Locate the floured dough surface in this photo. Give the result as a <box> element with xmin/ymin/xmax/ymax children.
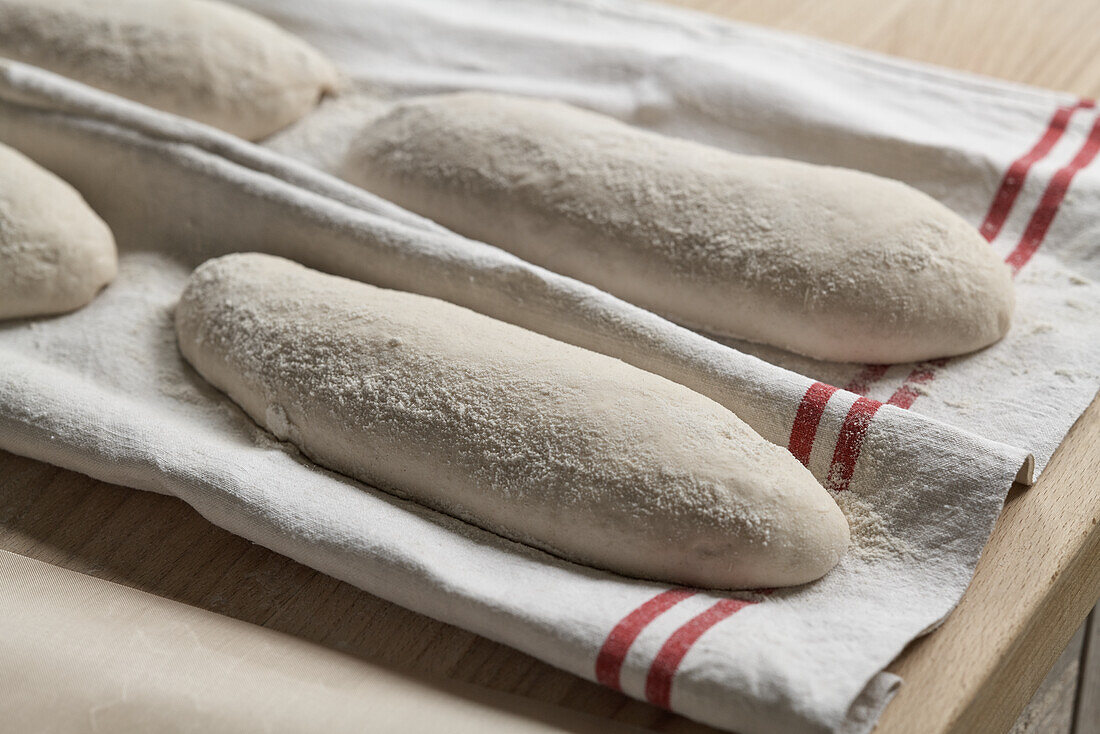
<box><xmin>175</xmin><ymin>253</ymin><xmax>850</xmax><ymax>589</ymax></box>
<box><xmin>0</xmin><ymin>0</ymin><xmax>338</xmax><ymax>140</ymax></box>
<box><xmin>0</xmin><ymin>143</ymin><xmax>117</xmax><ymax>320</ymax></box>
<box><xmin>343</xmin><ymin>92</ymin><xmax>1014</xmax><ymax>364</ymax></box>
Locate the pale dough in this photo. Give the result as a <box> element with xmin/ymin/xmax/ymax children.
<box><xmin>0</xmin><ymin>143</ymin><xmax>117</xmax><ymax>320</ymax></box>
<box><xmin>175</xmin><ymin>253</ymin><xmax>850</xmax><ymax>589</ymax></box>
<box><xmin>0</xmin><ymin>0</ymin><xmax>338</xmax><ymax>141</ymax></box>
<box><xmin>342</xmin><ymin>92</ymin><xmax>1015</xmax><ymax>364</ymax></box>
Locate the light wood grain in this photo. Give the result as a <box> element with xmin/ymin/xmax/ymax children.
<box><xmin>1</xmin><ymin>2</ymin><xmax>1099</xmax><ymax>734</ymax></box>
<box><xmin>664</xmin><ymin>0</ymin><xmax>1100</xmax><ymax>100</ymax></box>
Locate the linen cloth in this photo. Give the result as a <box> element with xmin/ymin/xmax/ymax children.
<box><xmin>0</xmin><ymin>1</ymin><xmax>1097</xmax><ymax>732</ymax></box>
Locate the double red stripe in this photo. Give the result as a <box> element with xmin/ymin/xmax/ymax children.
<box><xmin>979</xmin><ymin>100</ymin><xmax>1094</xmax><ymax>242</ymax></box>
<box><xmin>644</xmin><ymin>599</ymin><xmax>754</xmax><ymax>708</ymax></box>
<box><xmin>886</xmin><ymin>358</ymin><xmax>949</xmax><ymax>409</ymax></box>
<box><xmin>1005</xmin><ymin>113</ymin><xmax>1100</xmax><ymax>272</ymax></box>
<box><xmin>595</xmin><ymin>588</ymin><xmax>695</xmax><ymax>690</ymax></box>
<box><xmin>596</xmin><ymin>593</ymin><xmax>758</xmax><ymax>708</ymax></box>
<box><xmin>787</xmin><ymin>382</ymin><xmax>883</xmax><ymax>493</ymax></box>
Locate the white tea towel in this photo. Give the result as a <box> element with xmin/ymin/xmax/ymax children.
<box><xmin>0</xmin><ymin>1</ymin><xmax>1097</xmax><ymax>733</ymax></box>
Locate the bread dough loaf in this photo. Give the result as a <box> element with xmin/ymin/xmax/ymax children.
<box><xmin>176</xmin><ymin>253</ymin><xmax>850</xmax><ymax>589</ymax></box>
<box><xmin>0</xmin><ymin>0</ymin><xmax>337</xmax><ymax>140</ymax></box>
<box><xmin>0</xmin><ymin>143</ymin><xmax>117</xmax><ymax>320</ymax></box>
<box><xmin>343</xmin><ymin>93</ymin><xmax>1014</xmax><ymax>364</ymax></box>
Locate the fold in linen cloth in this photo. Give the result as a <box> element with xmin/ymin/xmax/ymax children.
<box><xmin>0</xmin><ymin>1</ymin><xmax>1097</xmax><ymax>733</ymax></box>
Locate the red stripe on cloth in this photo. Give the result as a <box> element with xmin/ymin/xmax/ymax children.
<box><xmin>595</xmin><ymin>588</ymin><xmax>696</xmax><ymax>690</ymax></box>
<box><xmin>787</xmin><ymin>382</ymin><xmax>838</xmax><ymax>466</ymax></box>
<box><xmin>643</xmin><ymin>598</ymin><xmax>755</xmax><ymax>709</ymax></box>
<box><xmin>886</xmin><ymin>358</ymin><xmax>949</xmax><ymax>409</ymax></box>
<box><xmin>826</xmin><ymin>397</ymin><xmax>883</xmax><ymax>492</ymax></box>
<box><xmin>1005</xmin><ymin>113</ymin><xmax>1100</xmax><ymax>273</ymax></box>
<box><xmin>979</xmin><ymin>101</ymin><xmax>1093</xmax><ymax>242</ymax></box>
<box><xmin>844</xmin><ymin>364</ymin><xmax>890</xmax><ymax>395</ymax></box>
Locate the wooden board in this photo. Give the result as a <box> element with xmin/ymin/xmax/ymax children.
<box><xmin>664</xmin><ymin>0</ymin><xmax>1100</xmax><ymax>102</ymax></box>
<box><xmin>1</xmin><ymin>1</ymin><xmax>1099</xmax><ymax>733</ymax></box>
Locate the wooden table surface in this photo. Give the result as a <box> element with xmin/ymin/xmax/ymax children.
<box><xmin>3</xmin><ymin>2</ymin><xmax>1099</xmax><ymax>733</ymax></box>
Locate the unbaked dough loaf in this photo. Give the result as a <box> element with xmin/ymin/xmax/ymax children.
<box><xmin>342</xmin><ymin>93</ymin><xmax>1014</xmax><ymax>364</ymax></box>
<box><xmin>0</xmin><ymin>143</ymin><xmax>117</xmax><ymax>320</ymax></box>
<box><xmin>0</xmin><ymin>0</ymin><xmax>337</xmax><ymax>140</ymax></box>
<box><xmin>176</xmin><ymin>253</ymin><xmax>850</xmax><ymax>589</ymax></box>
